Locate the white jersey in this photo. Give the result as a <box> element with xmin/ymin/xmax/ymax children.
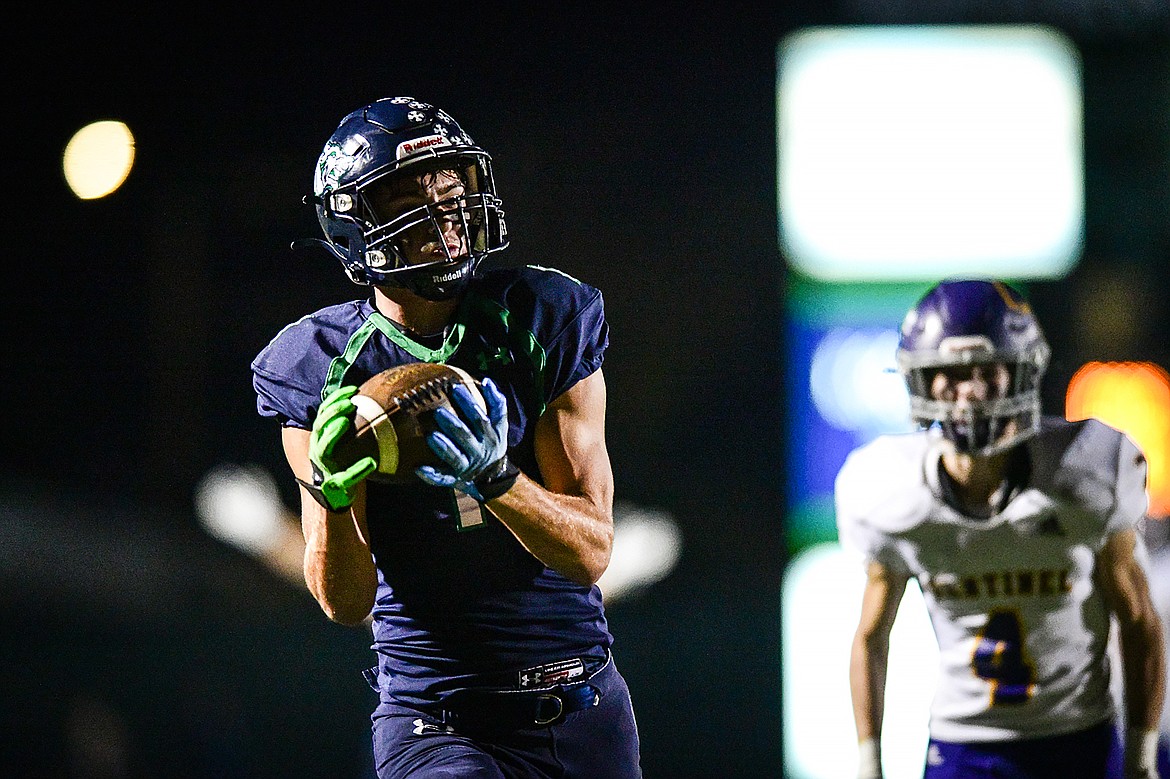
<box><xmin>835</xmin><ymin>416</ymin><xmax>1148</xmax><ymax>742</ymax></box>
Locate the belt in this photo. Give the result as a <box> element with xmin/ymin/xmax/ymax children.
<box><xmin>363</xmin><ymin>653</ymin><xmax>609</xmax><ymax>694</ymax></box>
<box><xmin>364</xmin><ymin>653</ymin><xmax>609</xmax><ymax>731</ymax></box>
<box><xmin>430</xmin><ymin>653</ymin><xmax>609</xmax><ymax>732</ymax></box>
<box><xmin>433</xmin><ymin>681</ymin><xmax>602</xmax><ymax>731</ymax></box>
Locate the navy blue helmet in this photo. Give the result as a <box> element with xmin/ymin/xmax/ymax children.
<box><xmin>301</xmin><ymin>97</ymin><xmax>508</xmax><ymax>300</ymax></box>
<box><xmin>897</xmin><ymin>279</ymin><xmax>1050</xmax><ymax>455</ymax></box>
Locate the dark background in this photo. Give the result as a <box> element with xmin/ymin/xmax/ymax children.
<box><xmin>6</xmin><ymin>3</ymin><xmax>1170</xmax><ymax>777</ymax></box>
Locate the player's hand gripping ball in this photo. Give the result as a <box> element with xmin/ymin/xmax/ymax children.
<box><xmin>329</xmin><ymin>363</ymin><xmax>490</xmax><ymax>487</ymax></box>
<box><xmin>415</xmin><ymin>376</ymin><xmax>519</xmax><ymax>502</ymax></box>
<box><xmin>304</xmin><ymin>385</ymin><xmax>379</xmax><ymax>512</ymax></box>
<box><xmin>306</xmin><ymin>364</ymin><xmax>519</xmax><ymax>507</ymax></box>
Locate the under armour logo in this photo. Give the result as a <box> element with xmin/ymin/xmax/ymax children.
<box><xmin>927</xmin><ymin>745</ymin><xmax>945</xmax><ymax>766</ymax></box>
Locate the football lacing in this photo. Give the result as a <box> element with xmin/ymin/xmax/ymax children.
<box><xmin>398</xmin><ymin>376</ymin><xmax>454</xmax><ymax>413</ymax></box>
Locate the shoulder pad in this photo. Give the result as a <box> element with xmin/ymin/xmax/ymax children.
<box><xmin>1033</xmin><ymin>416</ymin><xmax>1148</xmax><ymax>532</ymax></box>
<box><xmin>835</xmin><ymin>432</ymin><xmax>936</xmax><ymax>535</ymax></box>
<box><xmin>474</xmin><ymin>265</ymin><xmax>600</xmax><ymax>309</ymax></box>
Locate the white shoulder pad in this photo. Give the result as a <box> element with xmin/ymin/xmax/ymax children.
<box><xmin>1038</xmin><ymin>417</ymin><xmax>1149</xmax><ymax>536</ymax></box>
<box><xmin>835</xmin><ymin>433</ymin><xmax>936</xmax><ymax>563</ymax></box>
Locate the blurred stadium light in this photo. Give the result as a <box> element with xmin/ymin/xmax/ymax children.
<box><xmin>784</xmin><ymin>281</ymin><xmax>921</xmax><ymax>553</ymax></box>
<box><xmin>194</xmin><ymin>463</ymin><xmax>287</xmax><ymax>557</ymax></box>
<box><xmin>193</xmin><ymin>464</ymin><xmax>681</xmax><ymax>603</ymax></box>
<box><xmin>782</xmin><ymin>543</ymin><xmax>937</xmax><ymax>779</ymax></box>
<box><xmin>810</xmin><ymin>327</ymin><xmax>909</xmax><ymax>436</ymax></box>
<box><xmin>1066</xmin><ymin>361</ymin><xmax>1170</xmax><ymax>518</ymax></box>
<box><xmin>597</xmin><ymin>502</ymin><xmax>682</xmax><ymax>602</ymax></box>
<box><xmin>62</xmin><ymin>120</ymin><xmax>136</xmax><ymax>199</ymax></box>
<box><xmin>777</xmin><ymin>24</ymin><xmax>1083</xmax><ymax>281</ymax></box>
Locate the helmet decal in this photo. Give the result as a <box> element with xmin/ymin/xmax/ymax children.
<box><xmin>314</xmin><ymin>137</ymin><xmax>365</xmax><ymax>197</ymax></box>
<box><xmin>992</xmin><ymin>280</ymin><xmax>1032</xmax><ymax>314</ymax></box>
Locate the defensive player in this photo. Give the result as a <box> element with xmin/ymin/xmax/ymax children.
<box><xmin>835</xmin><ymin>279</ymin><xmax>1166</xmax><ymax>779</ymax></box>
<box><xmin>251</xmin><ymin>97</ymin><xmax>641</xmax><ymax>778</ymax></box>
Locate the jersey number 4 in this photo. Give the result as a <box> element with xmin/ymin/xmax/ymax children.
<box><xmin>971</xmin><ymin>609</ymin><xmax>1035</xmax><ymax>705</ymax></box>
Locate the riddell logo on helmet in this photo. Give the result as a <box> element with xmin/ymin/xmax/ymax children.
<box><xmin>433</xmin><ymin>267</ymin><xmax>469</xmax><ymax>283</ymax></box>
<box><xmin>397</xmin><ymin>134</ymin><xmax>451</xmax><ymax>159</ymax></box>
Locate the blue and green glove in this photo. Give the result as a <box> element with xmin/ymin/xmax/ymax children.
<box><xmin>298</xmin><ymin>385</ymin><xmax>377</xmax><ymax>512</ymax></box>
<box><xmin>416</xmin><ymin>377</ymin><xmax>519</xmax><ymax>502</ymax></box>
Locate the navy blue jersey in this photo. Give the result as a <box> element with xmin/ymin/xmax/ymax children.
<box><xmin>251</xmin><ymin>265</ymin><xmax>614</xmax><ymax>706</ymax></box>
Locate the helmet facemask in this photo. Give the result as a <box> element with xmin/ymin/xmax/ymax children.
<box><xmin>899</xmin><ymin>340</ymin><xmax>1047</xmax><ymax>457</ymax></box>
<box><xmin>322</xmin><ymin>153</ymin><xmax>506</xmax><ymax>300</ymax></box>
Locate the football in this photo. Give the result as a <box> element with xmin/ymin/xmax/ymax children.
<box><xmin>332</xmin><ymin>363</ymin><xmax>485</xmax><ymax>485</ymax></box>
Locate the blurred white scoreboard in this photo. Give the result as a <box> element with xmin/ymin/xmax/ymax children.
<box><xmin>777</xmin><ymin>24</ymin><xmax>1083</xmax><ymax>282</ymax></box>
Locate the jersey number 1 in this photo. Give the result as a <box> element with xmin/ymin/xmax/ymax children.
<box><xmin>971</xmin><ymin>609</ymin><xmax>1035</xmax><ymax>705</ymax></box>
<box><xmin>454</xmin><ymin>491</ymin><xmax>485</xmax><ymax>531</ymax></box>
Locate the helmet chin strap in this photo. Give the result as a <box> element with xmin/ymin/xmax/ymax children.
<box><xmin>400</xmin><ymin>273</ymin><xmax>471</xmax><ymax>301</ymax></box>
<box><xmin>289</xmin><ymin>235</ymin><xmax>476</xmax><ymax>298</ymax></box>
<box><xmin>291</xmin><ymin>237</ymin><xmax>345</xmax><ymax>260</ymax></box>
<box><xmin>943</xmin><ymin>417</ymin><xmax>1006</xmax><ymax>457</ymax></box>
<box><xmin>291</xmin><ymin>237</ymin><xmax>373</xmax><ymax>284</ymax></box>
<box><xmin>380</xmin><ymin>256</ymin><xmax>476</xmax><ymax>301</ymax></box>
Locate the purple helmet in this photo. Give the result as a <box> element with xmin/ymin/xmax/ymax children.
<box><xmin>302</xmin><ymin>97</ymin><xmax>508</xmax><ymax>300</ymax></box>
<box><xmin>896</xmin><ymin>279</ymin><xmax>1050</xmax><ymax>455</ymax></box>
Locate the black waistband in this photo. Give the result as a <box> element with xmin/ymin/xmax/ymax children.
<box><xmin>401</xmin><ymin>652</ymin><xmax>612</xmax><ymax>732</ymax></box>
<box><xmin>477</xmin><ymin>651</ymin><xmax>609</xmax><ymax>691</ymax></box>
<box><xmin>432</xmin><ymin>680</ymin><xmax>602</xmax><ymax>731</ymax></box>
<box><xmin>363</xmin><ymin>651</ymin><xmax>609</xmax><ymax>695</ymax></box>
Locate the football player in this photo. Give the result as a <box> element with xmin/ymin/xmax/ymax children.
<box><xmin>836</xmin><ymin>279</ymin><xmax>1166</xmax><ymax>779</ymax></box>
<box><xmin>251</xmin><ymin>98</ymin><xmax>641</xmax><ymax>778</ymax></box>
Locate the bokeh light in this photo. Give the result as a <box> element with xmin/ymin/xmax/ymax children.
<box><xmin>778</xmin><ymin>25</ymin><xmax>1082</xmax><ymax>281</ymax></box>
<box><xmin>62</xmin><ymin>120</ymin><xmax>136</xmax><ymax>199</ymax></box>
<box><xmin>782</xmin><ymin>543</ymin><xmax>937</xmax><ymax>779</ymax></box>
<box><xmin>1065</xmin><ymin>361</ymin><xmax>1170</xmax><ymax>517</ymax></box>
<box><xmin>809</xmin><ymin>327</ymin><xmax>910</xmax><ymax>436</ymax></box>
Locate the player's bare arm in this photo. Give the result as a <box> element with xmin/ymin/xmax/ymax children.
<box><xmin>850</xmin><ymin>560</ymin><xmax>908</xmax><ymax>760</ymax></box>
<box><xmin>1095</xmin><ymin>527</ymin><xmax>1167</xmax><ymax>771</ymax></box>
<box><xmin>486</xmin><ymin>368</ymin><xmax>614</xmax><ymax>587</ymax></box>
<box><xmin>283</xmin><ymin>425</ymin><xmax>378</xmax><ymax>625</ymax></box>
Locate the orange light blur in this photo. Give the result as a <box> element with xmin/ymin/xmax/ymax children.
<box><xmin>1065</xmin><ymin>361</ymin><xmax>1170</xmax><ymax>518</ymax></box>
